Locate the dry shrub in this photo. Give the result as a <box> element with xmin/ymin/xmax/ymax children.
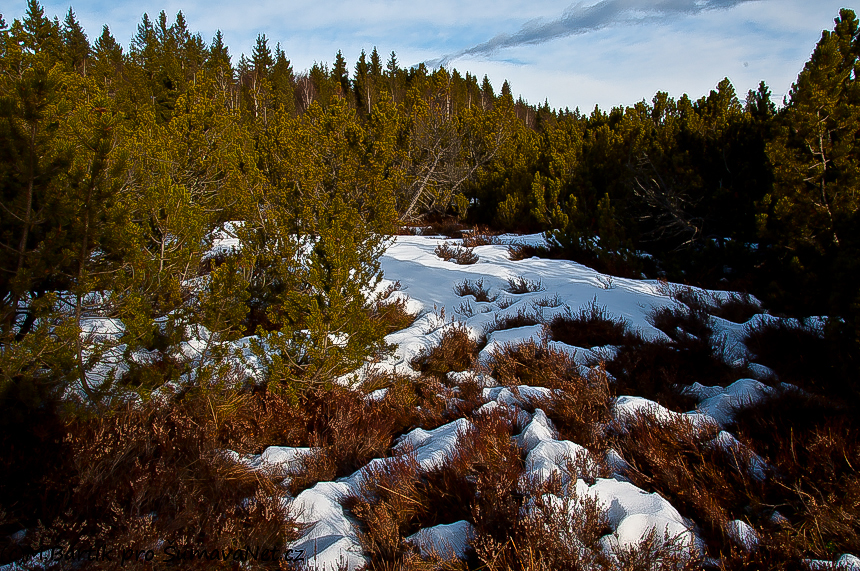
<box><xmin>471</xmin><ymin>473</ymin><xmax>612</xmax><ymax>571</ymax></box>
<box><xmin>547</xmin><ymin>300</ymin><xmax>637</xmax><ymax>349</ymax></box>
<box><xmin>286</xmin><ymin>386</ymin><xmax>399</xmax><ymax>493</ymax></box>
<box><xmin>710</xmin><ymin>293</ymin><xmax>761</xmax><ymax>324</ymax></box>
<box><xmin>423</xmin><ymin>218</ymin><xmax>469</xmax><ymax>239</ymax></box>
<box><xmin>606</xmin><ymin>334</ymin><xmax>745</xmax><ymax>413</ymax></box>
<box><xmin>505</xmin><ymin>275</ymin><xmax>545</xmax><ymax>294</ymax></box>
<box><xmin>533</xmin><ymin>366</ymin><xmax>613</xmax><ymax>451</ymax></box>
<box><xmin>608</xmin><ymin>526</ymin><xmax>702</xmax><ymax>571</ymax></box>
<box><xmin>666</xmin><ymin>285</ymin><xmax>762</xmax><ymax>325</ymax></box>
<box><xmin>344</xmin><ymin>455</ymin><xmax>425</xmax><ymax>562</ymax></box>
<box><xmin>213</xmin><ymin>380</ymin><xmax>448</xmax><ymax>497</ymax></box>
<box><xmin>10</xmin><ymin>392</ymin><xmax>300</xmax><ymax>570</ymax></box>
<box><xmin>489</xmin><ymin>340</ymin><xmax>579</xmax><ymax>390</ymax></box>
<box><xmin>435</xmin><ymin>242</ymin><xmax>479</xmax><ymax>265</ymax></box>
<box><xmin>461</xmin><ymin>227</ymin><xmax>502</xmax><ymax>248</ymax></box>
<box><xmin>609</xmin><ymin>412</ymin><xmax>768</xmax><ymax>560</ymax></box>
<box><xmin>346</xmin><ymin>409</ymin><xmax>524</xmax><ymax>568</ymax></box>
<box><xmin>483</xmin><ymin>307</ymin><xmax>543</xmax><ymax>337</ymax></box>
<box><xmin>731</xmin><ymin>388</ymin><xmax>860</xmax><ymax>561</ymax></box>
<box><xmin>743</xmin><ymin>319</ymin><xmax>857</xmax><ymax>399</ymax></box>
<box><xmin>454</xmin><ymin>299</ymin><xmax>475</xmax><ymax>318</ymax></box>
<box><xmin>648</xmin><ymin>304</ymin><xmax>713</xmax><ymax>350</ymax></box>
<box><xmin>531</xmin><ymin>294</ymin><xmax>564</xmax><ymax>309</ymax></box>
<box><xmin>410</xmin><ymin>323</ymin><xmax>479</xmax><ymax>382</ymax></box>
<box><xmin>507</xmin><ymin>243</ymin><xmax>552</xmax><ymax>261</ymax></box>
<box><xmin>371</xmin><ymin>281</ymin><xmax>419</xmax><ymax>335</ymax></box>
<box><xmin>285</xmin><ymin>375</ymin><xmax>488</xmax><ymax>495</ymax></box>
<box><xmin>453</xmin><ymin>278</ymin><xmax>497</xmax><ymax>303</ymax></box>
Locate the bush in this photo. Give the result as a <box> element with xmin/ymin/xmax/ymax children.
<box><xmin>743</xmin><ymin>319</ymin><xmax>857</xmax><ymax>399</ymax></box>
<box><xmin>647</xmin><ymin>304</ymin><xmax>713</xmax><ymax>351</ymax></box>
<box><xmin>547</xmin><ymin>300</ymin><xmax>636</xmax><ymax>349</ymax></box>
<box><xmin>461</xmin><ymin>227</ymin><xmax>502</xmax><ymax>248</ymax></box>
<box><xmin>3</xmin><ymin>391</ymin><xmax>300</xmax><ymax>570</ymax></box>
<box><xmin>609</xmin><ymin>411</ymin><xmax>766</xmax><ymax>556</ymax></box>
<box><xmin>730</xmin><ymin>388</ymin><xmax>860</xmax><ymax>562</ymax></box>
<box><xmin>410</xmin><ymin>323</ymin><xmax>480</xmax><ymax>382</ymax></box>
<box><xmin>489</xmin><ymin>340</ymin><xmax>579</xmax><ymax>390</ymax></box>
<box><xmin>508</xmin><ymin>243</ymin><xmax>552</xmax><ymax>261</ymax></box>
<box><xmin>667</xmin><ymin>285</ymin><xmax>763</xmax><ymax>324</ymax></box>
<box><xmin>505</xmin><ymin>275</ymin><xmax>545</xmax><ymax>294</ymax></box>
<box><xmin>435</xmin><ymin>242</ymin><xmax>479</xmax><ymax>265</ymax></box>
<box><xmin>483</xmin><ymin>307</ymin><xmax>543</xmax><ymax>337</ymax></box>
<box><xmin>370</xmin><ymin>281</ymin><xmax>419</xmax><ymax>335</ymax></box>
<box><xmin>453</xmin><ymin>278</ymin><xmax>497</xmax><ymax>303</ymax></box>
<box><xmin>533</xmin><ymin>366</ymin><xmax>613</xmax><ymax>450</ymax></box>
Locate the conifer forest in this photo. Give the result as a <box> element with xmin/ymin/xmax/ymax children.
<box><xmin>1</xmin><ymin>1</ymin><xmax>859</xmax><ymax>569</ymax></box>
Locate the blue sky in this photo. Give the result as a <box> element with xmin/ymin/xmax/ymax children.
<box><xmin>5</xmin><ymin>0</ymin><xmax>855</xmax><ymax>111</ymax></box>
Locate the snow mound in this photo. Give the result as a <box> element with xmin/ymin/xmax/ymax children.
<box><xmin>394</xmin><ymin>418</ymin><xmax>473</xmax><ymax>470</ymax></box>
<box><xmin>686</xmin><ymin>378</ymin><xmax>773</xmax><ymax>426</ymax></box>
<box><xmin>725</xmin><ymin>519</ymin><xmax>759</xmax><ymax>552</ymax></box>
<box><xmin>406</xmin><ymin>520</ymin><xmax>475</xmax><ymax>559</ymax></box>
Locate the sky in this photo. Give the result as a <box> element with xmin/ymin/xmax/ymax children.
<box><xmin>6</xmin><ymin>0</ymin><xmax>856</xmax><ymax>111</ymax></box>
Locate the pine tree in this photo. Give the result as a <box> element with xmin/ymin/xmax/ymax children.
<box><xmin>332</xmin><ymin>49</ymin><xmax>349</xmax><ymax>98</ymax></box>
<box><xmin>763</xmin><ymin>8</ymin><xmax>860</xmax><ymax>254</ymax></box>
<box><xmin>481</xmin><ymin>74</ymin><xmax>494</xmax><ymax>109</ymax></box>
<box><xmin>271</xmin><ymin>42</ymin><xmax>295</xmax><ymax>114</ymax></box>
<box><xmin>385</xmin><ymin>50</ymin><xmax>401</xmax><ymax>102</ymax></box>
<box><xmin>250</xmin><ymin>99</ymin><xmax>397</xmax><ymax>391</ymax></box>
<box><xmin>22</xmin><ymin>0</ymin><xmax>60</xmax><ymax>58</ymax></box>
<box><xmin>92</xmin><ymin>25</ymin><xmax>121</xmax><ymax>77</ymax></box>
<box><xmin>763</xmin><ymin>9</ymin><xmax>860</xmax><ymax>324</ymax></box>
<box><xmin>251</xmin><ymin>33</ymin><xmax>273</xmax><ymax>79</ymax></box>
<box><xmin>354</xmin><ymin>49</ymin><xmax>370</xmax><ymax>114</ymax></box>
<box><xmin>61</xmin><ymin>8</ymin><xmax>89</xmax><ymax>74</ymax></box>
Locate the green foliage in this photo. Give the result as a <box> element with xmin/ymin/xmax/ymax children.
<box><xmin>248</xmin><ymin>99</ymin><xmax>396</xmax><ymax>393</ymax></box>
<box><xmin>0</xmin><ymin>0</ymin><xmax>857</xmax><ymax>409</ymax></box>
<box><xmin>762</xmin><ymin>9</ymin><xmax>860</xmax><ymax>331</ymax></box>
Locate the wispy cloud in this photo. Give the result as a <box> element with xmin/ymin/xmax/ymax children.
<box><xmin>428</xmin><ymin>0</ymin><xmax>759</xmax><ymax>67</ymax></box>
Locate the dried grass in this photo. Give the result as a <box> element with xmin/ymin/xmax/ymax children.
<box><xmin>8</xmin><ymin>391</ymin><xmax>302</xmax><ymax>570</ymax></box>
<box><xmin>609</xmin><ymin>411</ymin><xmax>766</xmax><ymax>556</ymax></box>
<box><xmin>547</xmin><ymin>299</ymin><xmax>637</xmax><ymax>349</ymax></box>
<box><xmin>489</xmin><ymin>340</ymin><xmax>579</xmax><ymax>390</ymax></box>
<box><xmin>483</xmin><ymin>308</ymin><xmax>543</xmax><ymax>337</ymax></box>
<box><xmin>505</xmin><ymin>276</ymin><xmax>545</xmax><ymax>294</ymax></box>
<box><xmin>410</xmin><ymin>324</ymin><xmax>480</xmax><ymax>382</ymax></box>
<box><xmin>453</xmin><ymin>278</ymin><xmax>498</xmax><ymax>303</ymax></box>
<box><xmin>435</xmin><ymin>243</ymin><xmax>479</xmax><ymax>265</ymax></box>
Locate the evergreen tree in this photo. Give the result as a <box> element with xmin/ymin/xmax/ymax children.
<box><xmin>764</xmin><ymin>8</ymin><xmax>860</xmax><ymax>254</ymax></box>
<box><xmin>61</xmin><ymin>8</ymin><xmax>89</xmax><ymax>74</ymax></box>
<box><xmin>271</xmin><ymin>42</ymin><xmax>295</xmax><ymax>114</ymax></box>
<box><xmin>385</xmin><ymin>50</ymin><xmax>402</xmax><ymax>102</ymax></box>
<box><xmin>92</xmin><ymin>25</ymin><xmax>121</xmax><ymax>69</ymax></box>
<box><xmin>22</xmin><ymin>0</ymin><xmax>60</xmax><ymax>57</ymax></box>
<box><xmin>353</xmin><ymin>49</ymin><xmax>370</xmax><ymax>114</ymax></box>
<box><xmin>763</xmin><ymin>9</ymin><xmax>860</xmax><ymax>321</ymax></box>
<box><xmin>332</xmin><ymin>49</ymin><xmax>349</xmax><ymax>97</ymax></box>
<box><xmin>251</xmin><ymin>33</ymin><xmax>273</xmax><ymax>79</ymax></box>
<box><xmin>251</xmin><ymin>99</ymin><xmax>397</xmax><ymax>391</ymax></box>
<box><xmin>481</xmin><ymin>74</ymin><xmax>493</xmax><ymax>109</ymax></box>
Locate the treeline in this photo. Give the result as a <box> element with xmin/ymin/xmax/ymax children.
<box><xmin>2</xmin><ymin>0</ymin><xmax>860</xmax><ymax>413</ymax></box>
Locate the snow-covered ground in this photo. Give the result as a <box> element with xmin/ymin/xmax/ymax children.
<box><xmin>7</xmin><ymin>233</ymin><xmax>854</xmax><ymax>571</ymax></box>
<box><xmin>224</xmin><ymin>234</ymin><xmax>854</xmax><ymax>570</ymax></box>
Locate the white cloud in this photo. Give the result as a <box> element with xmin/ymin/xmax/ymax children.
<box><xmin>11</xmin><ymin>0</ymin><xmax>855</xmax><ymax>110</ymax></box>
